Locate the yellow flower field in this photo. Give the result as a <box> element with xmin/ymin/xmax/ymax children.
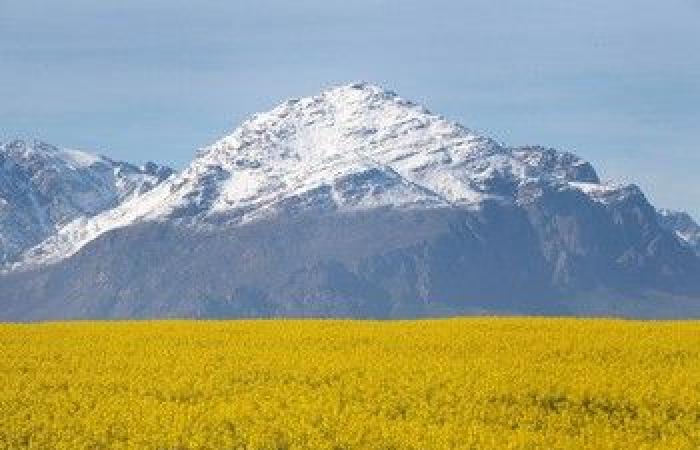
<box><xmin>1</xmin><ymin>318</ymin><xmax>699</xmax><ymax>449</ymax></box>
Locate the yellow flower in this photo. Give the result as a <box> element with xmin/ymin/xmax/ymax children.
<box><xmin>0</xmin><ymin>318</ymin><xmax>698</xmax><ymax>449</ymax></box>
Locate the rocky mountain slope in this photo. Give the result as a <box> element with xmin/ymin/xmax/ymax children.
<box><xmin>1</xmin><ymin>83</ymin><xmax>699</xmax><ymax>320</ymax></box>
<box><xmin>0</xmin><ymin>139</ymin><xmax>173</xmax><ymax>265</ymax></box>
<box><xmin>658</xmin><ymin>209</ymin><xmax>700</xmax><ymax>256</ymax></box>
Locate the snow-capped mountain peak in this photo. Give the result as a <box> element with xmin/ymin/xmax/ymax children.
<box><xmin>168</xmin><ymin>83</ymin><xmax>601</xmax><ymax>221</ymax></box>
<box><xmin>1</xmin><ymin>139</ymin><xmax>102</xmax><ymax>168</ymax></box>
<box><xmin>197</xmin><ymin>82</ymin><xmax>499</xmax><ymax>175</ymax></box>
<box><xmin>2</xmin><ymin>84</ymin><xmax>643</xmax><ymax>270</ymax></box>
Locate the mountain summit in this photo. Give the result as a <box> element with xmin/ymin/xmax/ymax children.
<box><xmin>1</xmin><ymin>84</ymin><xmax>699</xmax><ymax>320</ymax></box>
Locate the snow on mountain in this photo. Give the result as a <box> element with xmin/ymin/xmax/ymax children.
<box><xmin>2</xmin><ymin>83</ymin><xmax>700</xmax><ymax>320</ymax></box>
<box><xmin>7</xmin><ymin>83</ymin><xmax>618</xmax><ymax>271</ymax></box>
<box><xmin>0</xmin><ymin>139</ymin><xmax>173</xmax><ymax>264</ymax></box>
<box><xmin>658</xmin><ymin>209</ymin><xmax>700</xmax><ymax>256</ymax></box>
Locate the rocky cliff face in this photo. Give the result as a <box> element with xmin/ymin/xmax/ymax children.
<box><xmin>658</xmin><ymin>209</ymin><xmax>700</xmax><ymax>256</ymax></box>
<box><xmin>1</xmin><ymin>84</ymin><xmax>698</xmax><ymax>320</ymax></box>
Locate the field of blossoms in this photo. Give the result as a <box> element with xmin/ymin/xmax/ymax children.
<box><xmin>1</xmin><ymin>318</ymin><xmax>699</xmax><ymax>449</ymax></box>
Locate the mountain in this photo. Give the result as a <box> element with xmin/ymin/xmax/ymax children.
<box><xmin>658</xmin><ymin>209</ymin><xmax>700</xmax><ymax>256</ymax></box>
<box><xmin>1</xmin><ymin>83</ymin><xmax>699</xmax><ymax>320</ymax></box>
<box><xmin>0</xmin><ymin>139</ymin><xmax>173</xmax><ymax>265</ymax></box>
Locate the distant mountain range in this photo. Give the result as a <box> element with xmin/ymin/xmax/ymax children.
<box><xmin>1</xmin><ymin>83</ymin><xmax>699</xmax><ymax>320</ymax></box>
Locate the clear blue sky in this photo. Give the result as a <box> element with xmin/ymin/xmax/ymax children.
<box><xmin>1</xmin><ymin>0</ymin><xmax>698</xmax><ymax>216</ymax></box>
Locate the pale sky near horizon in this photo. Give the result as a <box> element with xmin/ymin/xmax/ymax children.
<box><xmin>1</xmin><ymin>0</ymin><xmax>699</xmax><ymax>217</ymax></box>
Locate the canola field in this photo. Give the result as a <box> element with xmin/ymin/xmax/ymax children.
<box><xmin>1</xmin><ymin>319</ymin><xmax>699</xmax><ymax>450</ymax></box>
